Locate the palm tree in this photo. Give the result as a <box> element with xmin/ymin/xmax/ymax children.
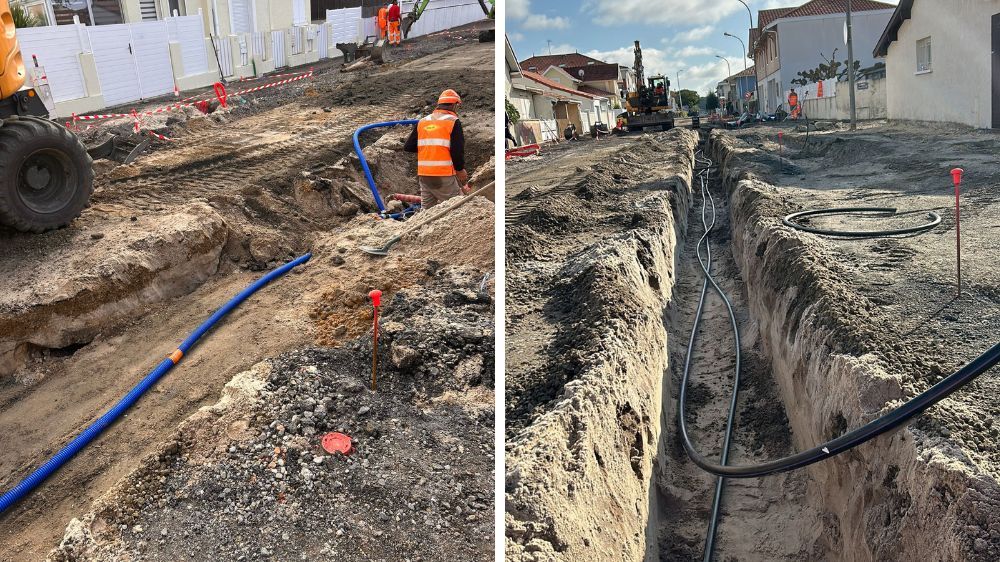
<box><xmin>11</xmin><ymin>1</ymin><xmax>44</xmax><ymax>28</ymax></box>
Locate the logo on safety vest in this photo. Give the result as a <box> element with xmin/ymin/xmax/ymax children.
<box><xmin>423</xmin><ymin>124</ymin><xmax>440</xmax><ymax>131</ymax></box>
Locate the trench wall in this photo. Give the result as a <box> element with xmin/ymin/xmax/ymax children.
<box><xmin>710</xmin><ymin>130</ymin><xmax>1000</xmax><ymax>561</ymax></box>
<box><xmin>505</xmin><ymin>130</ymin><xmax>698</xmax><ymax>560</ymax></box>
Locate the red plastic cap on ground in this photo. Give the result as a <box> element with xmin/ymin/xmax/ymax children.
<box><xmin>369</xmin><ymin>289</ymin><xmax>382</xmax><ymax>307</ymax></box>
<box><xmin>321</xmin><ymin>432</ymin><xmax>354</xmax><ymax>455</ymax></box>
<box><xmin>951</xmin><ymin>168</ymin><xmax>964</xmax><ymax>186</ymax></box>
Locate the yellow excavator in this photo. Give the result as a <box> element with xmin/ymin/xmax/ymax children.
<box><xmin>0</xmin><ymin>0</ymin><xmax>94</xmax><ymax>232</ymax></box>
<box><xmin>623</xmin><ymin>40</ymin><xmax>676</xmax><ymax>132</ymax></box>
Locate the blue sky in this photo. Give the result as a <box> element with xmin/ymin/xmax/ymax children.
<box><xmin>506</xmin><ymin>0</ymin><xmax>898</xmax><ymax>96</ymax></box>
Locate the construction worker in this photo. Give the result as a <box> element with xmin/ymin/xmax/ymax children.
<box><xmin>404</xmin><ymin>89</ymin><xmax>469</xmax><ymax>209</ymax></box>
<box><xmin>387</xmin><ymin>0</ymin><xmax>402</xmax><ymax>46</ymax></box>
<box><xmin>377</xmin><ymin>4</ymin><xmax>388</xmax><ymax>40</ymax></box>
<box><xmin>788</xmin><ymin>88</ymin><xmax>800</xmax><ymax>119</ymax></box>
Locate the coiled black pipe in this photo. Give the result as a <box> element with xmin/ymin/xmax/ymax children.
<box><xmin>783</xmin><ymin>207</ymin><xmax>941</xmax><ymax>237</ymax></box>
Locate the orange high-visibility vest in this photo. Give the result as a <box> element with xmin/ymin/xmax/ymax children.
<box><xmin>378</xmin><ymin>7</ymin><xmax>388</xmax><ymax>29</ymax></box>
<box><xmin>417</xmin><ymin>110</ymin><xmax>458</xmax><ymax>177</ymax></box>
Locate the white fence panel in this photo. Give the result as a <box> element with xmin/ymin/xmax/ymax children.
<box><xmin>252</xmin><ymin>31</ymin><xmax>267</xmax><ymax>61</ymax></box>
<box><xmin>327</xmin><ymin>8</ymin><xmax>361</xmax><ymax>45</ymax></box>
<box><xmin>213</xmin><ymin>36</ymin><xmax>234</xmax><ymax>77</ymax></box>
<box><xmin>272</xmin><ymin>30</ymin><xmax>287</xmax><ymax>68</ymax></box>
<box><xmin>129</xmin><ymin>21</ymin><xmax>173</xmax><ymax>99</ymax></box>
<box><xmin>405</xmin><ymin>0</ymin><xmax>483</xmax><ymax>38</ymax></box>
<box><xmin>89</xmin><ymin>25</ymin><xmax>142</xmax><ymax>106</ymax></box>
<box><xmin>237</xmin><ymin>34</ymin><xmax>249</xmax><ymax>67</ymax></box>
<box><xmin>317</xmin><ymin>22</ymin><xmax>329</xmax><ymax>59</ymax></box>
<box><xmin>359</xmin><ymin>17</ymin><xmax>377</xmax><ymax>41</ymax></box>
<box><xmin>15</xmin><ymin>25</ymin><xmax>89</xmax><ymax>103</ymax></box>
<box><xmin>290</xmin><ymin>26</ymin><xmax>304</xmax><ymax>56</ymax></box>
<box><xmin>166</xmin><ymin>14</ymin><xmax>209</xmax><ymax>76</ymax></box>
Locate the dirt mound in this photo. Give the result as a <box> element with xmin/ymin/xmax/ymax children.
<box><xmin>505</xmin><ymin>129</ymin><xmax>699</xmax><ymax>560</ymax></box>
<box><xmin>47</xmin><ymin>269</ymin><xmax>494</xmax><ymax>562</ymax></box>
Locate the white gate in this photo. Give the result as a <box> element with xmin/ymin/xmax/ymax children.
<box><xmin>272</xmin><ymin>30</ymin><xmax>287</xmax><ymax>68</ymax></box>
<box><xmin>251</xmin><ymin>31</ymin><xmax>267</xmax><ymax>61</ymax></box>
<box><xmin>327</xmin><ymin>7</ymin><xmax>361</xmax><ymax>45</ymax></box>
<box><xmin>15</xmin><ymin>24</ymin><xmax>90</xmax><ymax>103</ymax></box>
<box><xmin>89</xmin><ymin>25</ymin><xmax>142</xmax><ymax>106</ymax></box>
<box><xmin>317</xmin><ymin>23</ymin><xmax>329</xmax><ymax>59</ymax></box>
<box><xmin>129</xmin><ymin>22</ymin><xmax>173</xmax><ymax>99</ymax></box>
<box><xmin>212</xmin><ymin>36</ymin><xmax>234</xmax><ymax>77</ymax></box>
<box><xmin>166</xmin><ymin>14</ymin><xmax>209</xmax><ymax>77</ymax></box>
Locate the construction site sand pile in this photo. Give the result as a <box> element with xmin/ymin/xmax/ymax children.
<box><xmin>46</xmin><ymin>201</ymin><xmax>495</xmax><ymax>562</ymax></box>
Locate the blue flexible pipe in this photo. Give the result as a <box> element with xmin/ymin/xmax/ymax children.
<box><xmin>353</xmin><ymin>120</ymin><xmax>419</xmax><ymax>213</ymax></box>
<box><xmin>0</xmin><ymin>253</ymin><xmax>312</xmax><ymax>515</ymax></box>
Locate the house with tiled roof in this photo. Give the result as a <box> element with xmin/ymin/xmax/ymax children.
<box><xmin>505</xmin><ymin>39</ymin><xmax>615</xmax><ymax>143</ymax></box>
<box><xmin>717</xmin><ymin>67</ymin><xmax>758</xmax><ymax>113</ymax></box>
<box><xmin>520</xmin><ymin>52</ymin><xmax>634</xmax><ymax>109</ymax></box>
<box><xmin>873</xmin><ymin>0</ymin><xmax>1000</xmax><ymax>129</ymax></box>
<box><xmin>749</xmin><ymin>0</ymin><xmax>895</xmax><ymax>113</ymax></box>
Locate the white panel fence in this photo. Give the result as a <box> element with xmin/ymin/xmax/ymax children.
<box><xmin>14</xmin><ymin>1</ymin><xmax>485</xmax><ymax>117</ymax></box>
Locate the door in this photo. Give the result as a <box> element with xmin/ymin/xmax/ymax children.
<box><xmin>89</xmin><ymin>25</ymin><xmax>142</xmax><ymax>106</ymax></box>
<box><xmin>992</xmin><ymin>13</ymin><xmax>1000</xmax><ymax>128</ymax></box>
<box><xmin>293</xmin><ymin>0</ymin><xmax>307</xmax><ymax>26</ymax></box>
<box><xmin>129</xmin><ymin>22</ymin><xmax>174</xmax><ymax>99</ymax></box>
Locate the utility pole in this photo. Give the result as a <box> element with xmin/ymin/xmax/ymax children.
<box><xmin>736</xmin><ymin>0</ymin><xmax>760</xmax><ymax>118</ymax></box>
<box><xmin>846</xmin><ymin>0</ymin><xmax>857</xmax><ymax>130</ymax></box>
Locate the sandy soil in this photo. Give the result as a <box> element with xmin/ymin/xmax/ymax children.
<box><xmin>0</xmin><ymin>22</ymin><xmax>494</xmax><ymax>561</ymax></box>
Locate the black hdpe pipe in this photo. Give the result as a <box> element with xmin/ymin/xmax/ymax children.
<box><xmin>0</xmin><ymin>253</ymin><xmax>312</xmax><ymax>515</ymax></box>
<box><xmin>783</xmin><ymin>207</ymin><xmax>941</xmax><ymax>237</ymax></box>
<box><xmin>679</xmin><ymin>163</ymin><xmax>1000</xmax><ymax>479</ymax></box>
<box><xmin>687</xmin><ymin>152</ymin><xmax>740</xmax><ymax>561</ymax></box>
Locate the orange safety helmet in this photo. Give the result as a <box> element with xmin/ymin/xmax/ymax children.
<box><xmin>437</xmin><ymin>89</ymin><xmax>461</xmax><ymax>105</ymax></box>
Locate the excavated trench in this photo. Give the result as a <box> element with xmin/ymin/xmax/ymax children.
<box><xmin>507</xmin><ymin>127</ymin><xmax>1000</xmax><ymax>561</ymax></box>
<box><xmin>0</xmin><ymin>34</ymin><xmax>495</xmax><ymax>561</ymax></box>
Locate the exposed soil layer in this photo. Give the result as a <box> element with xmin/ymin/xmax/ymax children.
<box><xmin>47</xmin><ymin>268</ymin><xmax>494</xmax><ymax>562</ymax></box>
<box><xmin>504</xmin><ymin>130</ymin><xmax>699</xmax><ymax>560</ymax></box>
<box><xmin>0</xmin><ymin>24</ymin><xmax>494</xmax><ymax>561</ymax></box>
<box><xmin>711</xmin><ymin>124</ymin><xmax>1000</xmax><ymax>561</ymax></box>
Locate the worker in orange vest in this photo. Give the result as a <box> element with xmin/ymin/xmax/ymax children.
<box><xmin>377</xmin><ymin>4</ymin><xmax>388</xmax><ymax>40</ymax></box>
<box><xmin>788</xmin><ymin>88</ymin><xmax>800</xmax><ymax>119</ymax></box>
<box><xmin>387</xmin><ymin>0</ymin><xmax>402</xmax><ymax>45</ymax></box>
<box><xmin>404</xmin><ymin>89</ymin><xmax>470</xmax><ymax>208</ymax></box>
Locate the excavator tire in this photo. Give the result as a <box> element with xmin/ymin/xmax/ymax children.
<box><xmin>0</xmin><ymin>116</ymin><xmax>94</xmax><ymax>233</ymax></box>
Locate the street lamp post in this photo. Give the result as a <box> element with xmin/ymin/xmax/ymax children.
<box><xmin>722</xmin><ymin>31</ymin><xmax>748</xmax><ymax>111</ymax></box>
<box><xmin>735</xmin><ymin>0</ymin><xmax>761</xmax><ymax>118</ymax></box>
<box><xmin>676</xmin><ymin>69</ymin><xmax>684</xmax><ymax>112</ymax></box>
<box><xmin>715</xmin><ymin>55</ymin><xmax>731</xmax><ymax>114</ymax></box>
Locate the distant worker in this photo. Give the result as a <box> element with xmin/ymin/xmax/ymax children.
<box><xmin>654</xmin><ymin>83</ymin><xmax>665</xmax><ymax>96</ymax></box>
<box><xmin>387</xmin><ymin>0</ymin><xmax>402</xmax><ymax>45</ymax></box>
<box><xmin>377</xmin><ymin>4</ymin><xmax>388</xmax><ymax>40</ymax></box>
<box><xmin>505</xmin><ymin>112</ymin><xmax>517</xmax><ymax>147</ymax></box>
<box><xmin>404</xmin><ymin>89</ymin><xmax>469</xmax><ymax>208</ymax></box>
<box><xmin>788</xmin><ymin>88</ymin><xmax>800</xmax><ymax>119</ymax></box>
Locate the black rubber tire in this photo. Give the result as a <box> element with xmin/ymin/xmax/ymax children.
<box><xmin>0</xmin><ymin>116</ymin><xmax>94</xmax><ymax>233</ymax></box>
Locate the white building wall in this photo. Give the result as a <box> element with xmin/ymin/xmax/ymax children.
<box><xmin>885</xmin><ymin>0</ymin><xmax>1000</xmax><ymax>128</ymax></box>
<box><xmin>774</xmin><ymin>9</ymin><xmax>893</xmax><ymax>107</ymax></box>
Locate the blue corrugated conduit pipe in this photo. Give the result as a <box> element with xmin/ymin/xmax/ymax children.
<box><xmin>353</xmin><ymin>120</ymin><xmax>420</xmax><ymax>218</ymax></box>
<box><xmin>0</xmin><ymin>253</ymin><xmax>312</xmax><ymax>515</ymax></box>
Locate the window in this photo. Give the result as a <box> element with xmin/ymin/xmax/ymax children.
<box><xmin>138</xmin><ymin>0</ymin><xmax>157</xmax><ymax>21</ymax></box>
<box><xmin>916</xmin><ymin>37</ymin><xmax>932</xmax><ymax>72</ymax></box>
<box><xmin>48</xmin><ymin>0</ymin><xmax>125</xmax><ymax>26</ymax></box>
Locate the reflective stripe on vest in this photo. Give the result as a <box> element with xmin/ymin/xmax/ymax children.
<box><xmin>417</xmin><ymin>110</ymin><xmax>457</xmax><ymax>177</ymax></box>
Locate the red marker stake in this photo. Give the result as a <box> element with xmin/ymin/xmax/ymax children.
<box><xmin>369</xmin><ymin>289</ymin><xmax>382</xmax><ymax>390</ymax></box>
<box><xmin>951</xmin><ymin>168</ymin><xmax>964</xmax><ymax>297</ymax></box>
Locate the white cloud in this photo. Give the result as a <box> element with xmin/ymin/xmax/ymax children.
<box><xmin>674</xmin><ymin>25</ymin><xmax>715</xmax><ymax>42</ymax></box>
<box><xmin>546</xmin><ymin>43</ymin><xmax>578</xmax><ymax>55</ymax></box>
<box><xmin>508</xmin><ymin>31</ymin><xmax>525</xmax><ymax>42</ymax></box>
<box><xmin>669</xmin><ymin>45</ymin><xmax>716</xmax><ymax>58</ymax></box>
<box><xmin>508</xmin><ymin>0</ymin><xmax>530</xmax><ymax>19</ymax></box>
<box><xmin>583</xmin><ymin>0</ymin><xmax>742</xmax><ymax>26</ymax></box>
<box><xmin>583</xmin><ymin>46</ymin><xmax>671</xmax><ymax>77</ymax></box>
<box><xmin>522</xmin><ymin>14</ymin><xmax>571</xmax><ymax>30</ymax></box>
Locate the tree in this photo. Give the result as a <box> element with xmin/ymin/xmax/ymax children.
<box><xmin>791</xmin><ymin>48</ymin><xmax>865</xmax><ymax>86</ymax></box>
<box><xmin>505</xmin><ymin>97</ymin><xmax>520</xmax><ymax>124</ymax></box>
<box><xmin>705</xmin><ymin>92</ymin><xmax>720</xmax><ymax>111</ymax></box>
<box><xmin>679</xmin><ymin>89</ymin><xmax>700</xmax><ymax>109</ymax></box>
<box><xmin>11</xmin><ymin>1</ymin><xmax>43</xmax><ymax>28</ymax></box>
